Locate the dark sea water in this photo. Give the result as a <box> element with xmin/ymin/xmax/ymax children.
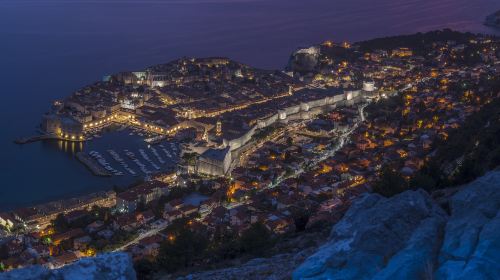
<box><xmin>0</xmin><ymin>0</ymin><xmax>499</xmax><ymax>211</ymax></box>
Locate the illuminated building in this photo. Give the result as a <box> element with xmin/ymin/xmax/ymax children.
<box><xmin>392</xmin><ymin>47</ymin><xmax>413</xmax><ymax>57</ymax></box>
<box><xmin>196</xmin><ymin>147</ymin><xmax>232</xmax><ymax>177</ymax></box>
<box><xmin>216</xmin><ymin>120</ymin><xmax>222</xmax><ymax>136</ymax></box>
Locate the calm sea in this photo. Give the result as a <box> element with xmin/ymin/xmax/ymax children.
<box><xmin>0</xmin><ymin>0</ymin><xmax>499</xmax><ymax>211</ymax></box>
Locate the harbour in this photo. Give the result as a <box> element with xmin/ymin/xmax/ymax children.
<box><xmin>1</xmin><ymin>0</ymin><xmax>498</xmax><ymax>211</ymax></box>
<box><xmin>80</xmin><ymin>127</ymin><xmax>180</xmax><ymax>180</ymax></box>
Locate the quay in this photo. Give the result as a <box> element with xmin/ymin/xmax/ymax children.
<box><xmin>14</xmin><ymin>134</ymin><xmax>85</xmax><ymax>145</ymax></box>
<box><xmin>76</xmin><ymin>152</ymin><xmax>112</xmax><ymax>177</ymax></box>
<box><xmin>14</xmin><ymin>134</ymin><xmax>58</xmax><ymax>144</ymax></box>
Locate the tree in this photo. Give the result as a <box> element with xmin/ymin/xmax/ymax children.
<box><xmin>409</xmin><ymin>173</ymin><xmax>436</xmax><ymax>192</ymax></box>
<box><xmin>209</xmin><ymin>226</ymin><xmax>239</xmax><ymax>262</ymax></box>
<box><xmin>291</xmin><ymin>209</ymin><xmax>310</xmax><ymax>232</ymax></box>
<box><xmin>372</xmin><ymin>167</ymin><xmax>408</xmax><ymax>197</ymax></box>
<box><xmin>165</xmin><ymin>186</ymin><xmax>191</xmax><ymax>201</ymax></box>
<box><xmin>91</xmin><ymin>206</ymin><xmax>111</xmax><ymax>223</ymax></box>
<box><xmin>182</xmin><ymin>153</ymin><xmax>198</xmax><ymax>166</ymax></box>
<box><xmin>134</xmin><ymin>259</ymin><xmax>155</xmax><ymax>280</ymax></box>
<box><xmin>153</xmin><ymin>195</ymin><xmax>169</xmax><ymax>219</ymax></box>
<box><xmin>0</xmin><ymin>245</ymin><xmax>8</xmax><ymax>260</ymax></box>
<box><xmin>52</xmin><ymin>213</ymin><xmax>69</xmax><ymax>232</ymax></box>
<box><xmin>157</xmin><ymin>228</ymin><xmax>208</xmax><ymax>272</ymax></box>
<box><xmin>239</xmin><ymin>222</ymin><xmax>274</xmax><ymax>255</ymax></box>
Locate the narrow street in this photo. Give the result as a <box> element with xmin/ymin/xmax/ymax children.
<box><xmin>267</xmin><ymin>102</ymin><xmax>369</xmax><ymax>189</ymax></box>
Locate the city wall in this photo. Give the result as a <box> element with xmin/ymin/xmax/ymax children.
<box><xmin>224</xmin><ymin>89</ymin><xmax>364</xmax><ymax>151</ymax></box>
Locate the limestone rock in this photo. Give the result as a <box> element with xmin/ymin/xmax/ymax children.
<box><xmin>173</xmin><ymin>249</ymin><xmax>314</xmax><ymax>280</ymax></box>
<box><xmin>288</xmin><ymin>47</ymin><xmax>320</xmax><ymax>73</ymax></box>
<box><xmin>0</xmin><ymin>252</ymin><xmax>136</xmax><ymax>280</ymax></box>
<box><xmin>293</xmin><ymin>171</ymin><xmax>500</xmax><ymax>280</ymax></box>
<box><xmin>435</xmin><ymin>171</ymin><xmax>500</xmax><ymax>280</ymax></box>
<box><xmin>293</xmin><ymin>189</ymin><xmax>447</xmax><ymax>280</ymax></box>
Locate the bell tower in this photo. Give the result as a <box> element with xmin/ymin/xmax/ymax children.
<box><xmin>216</xmin><ymin>120</ymin><xmax>222</xmax><ymax>136</ymax></box>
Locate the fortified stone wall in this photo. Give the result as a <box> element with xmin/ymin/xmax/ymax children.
<box><xmin>224</xmin><ymin>90</ymin><xmax>365</xmax><ymax>151</ymax></box>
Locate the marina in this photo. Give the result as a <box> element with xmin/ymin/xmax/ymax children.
<box><xmin>149</xmin><ymin>146</ymin><xmax>165</xmax><ymax>164</ymax></box>
<box><xmin>75</xmin><ymin>152</ymin><xmax>112</xmax><ymax>177</ymax></box>
<box><xmin>139</xmin><ymin>149</ymin><xmax>161</xmax><ymax>170</ymax></box>
<box><xmin>124</xmin><ymin>150</ymin><xmax>152</xmax><ymax>175</ymax></box>
<box><xmin>71</xmin><ymin>127</ymin><xmax>181</xmax><ymax>181</ymax></box>
<box><xmin>107</xmin><ymin>150</ymin><xmax>138</xmax><ymax>176</ymax></box>
<box><xmin>88</xmin><ymin>150</ymin><xmax>124</xmax><ymax>176</ymax></box>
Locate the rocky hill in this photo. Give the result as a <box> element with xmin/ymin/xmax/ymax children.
<box><xmin>485</xmin><ymin>10</ymin><xmax>500</xmax><ymax>28</ymax></box>
<box><xmin>294</xmin><ymin>171</ymin><xmax>500</xmax><ymax>280</ymax></box>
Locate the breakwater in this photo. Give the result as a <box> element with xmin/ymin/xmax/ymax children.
<box><xmin>76</xmin><ymin>152</ymin><xmax>112</xmax><ymax>177</ymax></box>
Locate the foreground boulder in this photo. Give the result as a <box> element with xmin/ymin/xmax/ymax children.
<box><xmin>293</xmin><ymin>189</ymin><xmax>447</xmax><ymax>279</ymax></box>
<box><xmin>293</xmin><ymin>171</ymin><xmax>500</xmax><ymax>280</ymax></box>
<box><xmin>0</xmin><ymin>252</ymin><xmax>136</xmax><ymax>280</ymax></box>
<box><xmin>435</xmin><ymin>171</ymin><xmax>500</xmax><ymax>279</ymax></box>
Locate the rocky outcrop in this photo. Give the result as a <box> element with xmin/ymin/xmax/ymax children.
<box><xmin>293</xmin><ymin>171</ymin><xmax>500</xmax><ymax>280</ymax></box>
<box><xmin>485</xmin><ymin>11</ymin><xmax>500</xmax><ymax>28</ymax></box>
<box><xmin>293</xmin><ymin>189</ymin><xmax>447</xmax><ymax>280</ymax></box>
<box><xmin>170</xmin><ymin>249</ymin><xmax>314</xmax><ymax>280</ymax></box>
<box><xmin>435</xmin><ymin>171</ymin><xmax>500</xmax><ymax>279</ymax></box>
<box><xmin>0</xmin><ymin>252</ymin><xmax>136</xmax><ymax>280</ymax></box>
<box><xmin>288</xmin><ymin>47</ymin><xmax>320</xmax><ymax>74</ymax></box>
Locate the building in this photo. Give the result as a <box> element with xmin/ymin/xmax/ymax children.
<box><xmin>362</xmin><ymin>81</ymin><xmax>376</xmax><ymax>92</ymax></box>
<box><xmin>392</xmin><ymin>47</ymin><xmax>413</xmax><ymax>57</ymax></box>
<box><xmin>116</xmin><ymin>181</ymin><xmax>169</xmax><ymax>213</ymax></box>
<box><xmin>196</xmin><ymin>147</ymin><xmax>232</xmax><ymax>177</ymax></box>
<box><xmin>0</xmin><ymin>213</ymin><xmax>15</xmax><ymax>230</ymax></box>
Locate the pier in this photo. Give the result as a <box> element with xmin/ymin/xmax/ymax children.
<box><xmin>76</xmin><ymin>152</ymin><xmax>112</xmax><ymax>177</ymax></box>
<box><xmin>14</xmin><ymin>134</ymin><xmax>58</xmax><ymax>144</ymax></box>
<box><xmin>14</xmin><ymin>134</ymin><xmax>85</xmax><ymax>144</ymax></box>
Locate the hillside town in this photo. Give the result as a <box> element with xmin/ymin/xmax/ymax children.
<box><xmin>1</xmin><ymin>30</ymin><xmax>499</xmax><ymax>275</ymax></box>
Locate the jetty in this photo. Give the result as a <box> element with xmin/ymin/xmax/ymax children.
<box><xmin>14</xmin><ymin>134</ymin><xmax>58</xmax><ymax>144</ymax></box>
<box><xmin>14</xmin><ymin>134</ymin><xmax>85</xmax><ymax>144</ymax></box>
<box><xmin>76</xmin><ymin>152</ymin><xmax>112</xmax><ymax>177</ymax></box>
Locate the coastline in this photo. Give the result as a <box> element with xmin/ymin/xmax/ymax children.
<box><xmin>0</xmin><ymin>190</ymin><xmax>117</xmax><ymax>231</ymax></box>
<box><xmin>3</xmin><ymin>0</ymin><xmax>500</xmax><ymax>216</ymax></box>
<box><xmin>5</xmin><ymin>29</ymin><xmax>499</xmax><ymax>219</ymax></box>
